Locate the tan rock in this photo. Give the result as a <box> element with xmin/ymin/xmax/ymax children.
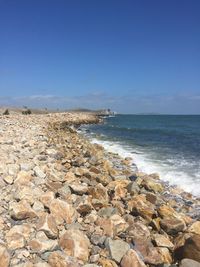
<box><xmin>10</xmin><ymin>200</ymin><xmax>37</xmax><ymax>220</ymax></box>
<box><xmin>70</xmin><ymin>183</ymin><xmax>88</xmax><ymax>195</ymax></box>
<box><xmin>3</xmin><ymin>175</ymin><xmax>14</xmax><ymax>184</ymax></box>
<box><xmin>157</xmin><ymin>247</ymin><xmax>172</xmax><ymax>264</ymax></box>
<box><xmin>128</xmin><ymin>195</ymin><xmax>155</xmax><ymax>222</ymax></box>
<box><xmin>121</xmin><ymin>249</ymin><xmax>147</xmax><ymax>267</ymax></box>
<box><xmin>6</xmin><ymin>232</ymin><xmax>25</xmax><ymax>249</ymax></box>
<box><xmin>142</xmin><ymin>178</ymin><xmax>163</xmax><ymax>193</ymax></box>
<box><xmin>59</xmin><ymin>229</ymin><xmax>90</xmax><ymax>262</ymax></box>
<box><xmin>89</xmin><ymin>183</ymin><xmax>109</xmax><ymax>202</ymax></box>
<box><xmin>49</xmin><ymin>199</ymin><xmax>77</xmax><ymax>225</ymax></box>
<box><xmin>40</xmin><ymin>191</ymin><xmax>55</xmax><ymax>208</ymax></box>
<box><xmin>99</xmin><ymin>258</ymin><xmax>118</xmax><ymax>267</ymax></box>
<box><xmin>0</xmin><ymin>245</ymin><xmax>10</xmax><ymax>267</ymax></box>
<box><xmin>48</xmin><ymin>251</ymin><xmax>80</xmax><ymax>267</ymax></box>
<box><xmin>14</xmin><ymin>170</ymin><xmax>33</xmax><ymax>185</ymax></box>
<box><xmin>37</xmin><ymin>213</ymin><xmax>58</xmax><ymax>239</ymax></box>
<box><xmin>96</xmin><ymin>214</ymin><xmax>128</xmax><ymax>238</ymax></box>
<box><xmin>153</xmin><ymin>234</ymin><xmax>174</xmax><ymax>249</ymax></box>
<box><xmin>28</xmin><ymin>238</ymin><xmax>58</xmax><ymax>253</ymax></box>
<box><xmin>188</xmin><ymin>221</ymin><xmax>200</xmax><ymax>235</ymax></box>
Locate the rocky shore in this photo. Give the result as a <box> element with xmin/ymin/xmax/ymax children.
<box><xmin>0</xmin><ymin>112</ymin><xmax>200</xmax><ymax>267</ymax></box>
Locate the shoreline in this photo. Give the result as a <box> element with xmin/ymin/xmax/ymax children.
<box><xmin>0</xmin><ymin>112</ymin><xmax>200</xmax><ymax>266</ymax></box>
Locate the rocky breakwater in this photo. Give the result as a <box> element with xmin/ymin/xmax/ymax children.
<box><xmin>0</xmin><ymin>112</ymin><xmax>200</xmax><ymax>267</ymax></box>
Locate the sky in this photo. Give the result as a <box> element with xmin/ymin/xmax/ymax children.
<box><xmin>0</xmin><ymin>0</ymin><xmax>200</xmax><ymax>114</ymax></box>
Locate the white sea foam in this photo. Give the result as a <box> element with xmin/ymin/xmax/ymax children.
<box><xmin>90</xmin><ymin>137</ymin><xmax>200</xmax><ymax>196</ymax></box>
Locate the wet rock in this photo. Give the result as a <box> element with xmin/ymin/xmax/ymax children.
<box><xmin>120</xmin><ymin>249</ymin><xmax>147</xmax><ymax>267</ymax></box>
<box><xmin>105</xmin><ymin>238</ymin><xmax>130</xmax><ymax>263</ymax></box>
<box><xmin>59</xmin><ymin>229</ymin><xmax>90</xmax><ymax>262</ymax></box>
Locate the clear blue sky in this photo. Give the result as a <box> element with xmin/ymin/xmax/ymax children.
<box><xmin>0</xmin><ymin>0</ymin><xmax>200</xmax><ymax>113</ymax></box>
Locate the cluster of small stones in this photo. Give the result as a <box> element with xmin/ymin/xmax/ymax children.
<box><xmin>0</xmin><ymin>112</ymin><xmax>200</xmax><ymax>267</ymax></box>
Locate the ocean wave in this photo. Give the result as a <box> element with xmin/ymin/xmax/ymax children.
<box><xmin>90</xmin><ymin>137</ymin><xmax>200</xmax><ymax>196</ymax></box>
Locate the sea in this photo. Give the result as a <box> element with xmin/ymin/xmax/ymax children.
<box><xmin>81</xmin><ymin>115</ymin><xmax>200</xmax><ymax>197</ymax></box>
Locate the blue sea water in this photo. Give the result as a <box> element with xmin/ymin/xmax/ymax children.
<box><xmin>82</xmin><ymin>115</ymin><xmax>200</xmax><ymax>196</ymax></box>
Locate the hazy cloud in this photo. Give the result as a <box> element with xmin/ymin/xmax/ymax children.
<box><xmin>0</xmin><ymin>92</ymin><xmax>200</xmax><ymax>114</ymax></box>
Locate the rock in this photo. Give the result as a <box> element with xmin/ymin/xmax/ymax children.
<box><xmin>34</xmin><ymin>166</ymin><xmax>46</xmax><ymax>178</ymax></box>
<box><xmin>14</xmin><ymin>170</ymin><xmax>33</xmax><ymax>185</ymax></box>
<box><xmin>20</xmin><ymin>162</ymin><xmax>35</xmax><ymax>171</ymax></box>
<box><xmin>40</xmin><ymin>191</ymin><xmax>55</xmax><ymax>208</ymax></box>
<box><xmin>142</xmin><ymin>178</ymin><xmax>163</xmax><ymax>193</ymax></box>
<box><xmin>188</xmin><ymin>221</ymin><xmax>200</xmax><ymax>235</ymax></box>
<box><xmin>76</xmin><ymin>196</ymin><xmax>93</xmax><ymax>216</ymax></box>
<box><xmin>37</xmin><ymin>214</ymin><xmax>58</xmax><ymax>239</ymax></box>
<box><xmin>181</xmin><ymin>234</ymin><xmax>200</xmax><ymax>262</ymax></box>
<box><xmin>126</xmin><ymin>182</ymin><xmax>140</xmax><ymax>195</ymax></box>
<box><xmin>128</xmin><ymin>195</ymin><xmax>155</xmax><ymax>221</ymax></box>
<box><xmin>99</xmin><ymin>258</ymin><xmax>118</xmax><ymax>267</ymax></box>
<box><xmin>96</xmin><ymin>214</ymin><xmax>128</xmax><ymax>237</ymax></box>
<box><xmin>59</xmin><ymin>229</ymin><xmax>90</xmax><ymax>262</ymax></box>
<box><xmin>49</xmin><ymin>199</ymin><xmax>77</xmax><ymax>225</ymax></box>
<box><xmin>28</xmin><ymin>234</ymin><xmax>58</xmax><ymax>253</ymax></box>
<box><xmin>160</xmin><ymin>217</ymin><xmax>186</xmax><ymax>235</ymax></box>
<box><xmin>48</xmin><ymin>251</ymin><xmax>80</xmax><ymax>267</ymax></box>
<box><xmin>0</xmin><ymin>245</ymin><xmax>10</xmax><ymax>267</ymax></box>
<box><xmin>84</xmin><ymin>265</ymin><xmax>99</xmax><ymax>267</ymax></box>
<box><xmin>133</xmin><ymin>239</ymin><xmax>163</xmax><ymax>265</ymax></box>
<box><xmin>180</xmin><ymin>258</ymin><xmax>200</xmax><ymax>267</ymax></box>
<box><xmin>3</xmin><ymin>175</ymin><xmax>14</xmax><ymax>184</ymax></box>
<box><xmin>8</xmin><ymin>163</ymin><xmax>20</xmax><ymax>176</ymax></box>
<box><xmin>70</xmin><ymin>183</ymin><xmax>88</xmax><ymax>195</ymax></box>
<box><xmin>5</xmin><ymin>231</ymin><xmax>25</xmax><ymax>249</ymax></box>
<box><xmin>120</xmin><ymin>249</ymin><xmax>147</xmax><ymax>267</ymax></box>
<box><xmin>34</xmin><ymin>263</ymin><xmax>51</xmax><ymax>267</ymax></box>
<box><xmin>105</xmin><ymin>238</ymin><xmax>130</xmax><ymax>263</ymax></box>
<box><xmin>10</xmin><ymin>200</ymin><xmax>37</xmax><ymax>220</ymax></box>
<box><xmin>157</xmin><ymin>247</ymin><xmax>173</xmax><ymax>264</ymax></box>
<box><xmin>89</xmin><ymin>183</ymin><xmax>109</xmax><ymax>202</ymax></box>
<box><xmin>153</xmin><ymin>234</ymin><xmax>174</xmax><ymax>249</ymax></box>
